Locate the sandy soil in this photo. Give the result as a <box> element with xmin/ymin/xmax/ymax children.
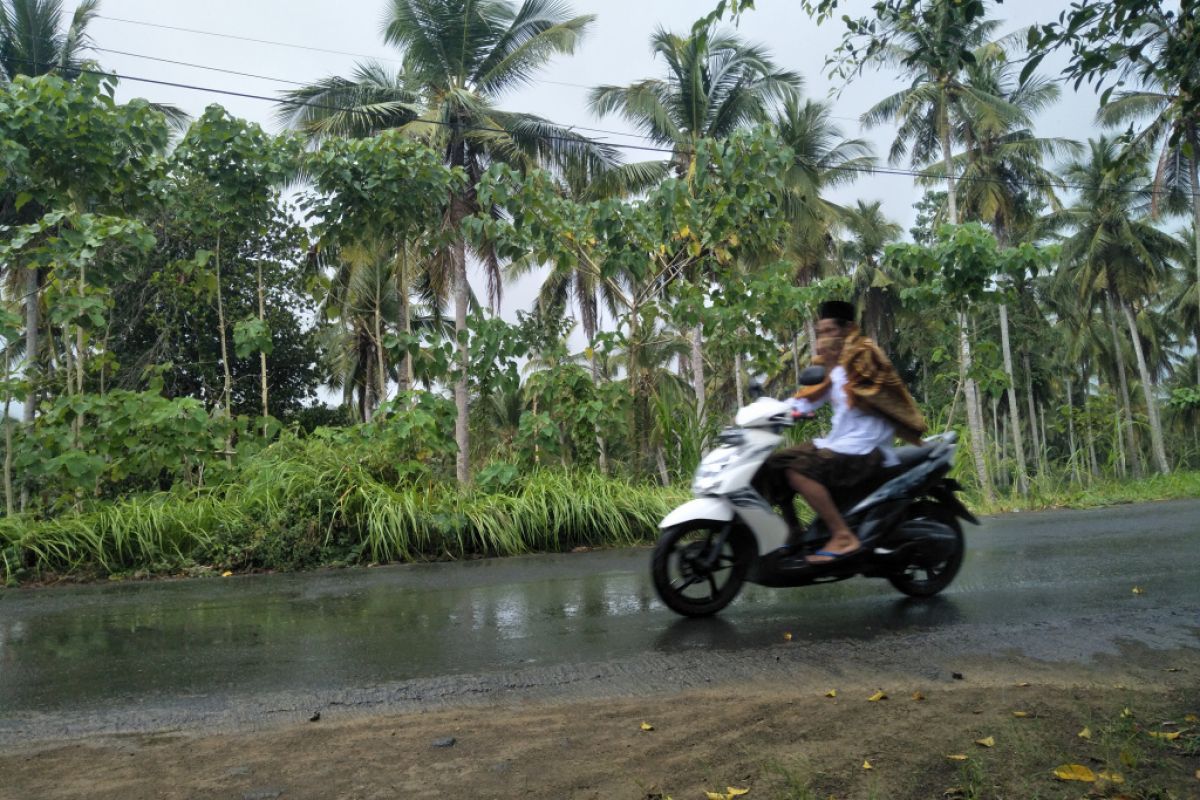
<box><xmin>3</xmin><ymin>648</ymin><xmax>1198</xmax><ymax>800</ymax></box>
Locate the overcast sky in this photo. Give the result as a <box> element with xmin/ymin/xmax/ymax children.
<box><xmin>89</xmin><ymin>0</ymin><xmax>1109</xmax><ymax>326</ymax></box>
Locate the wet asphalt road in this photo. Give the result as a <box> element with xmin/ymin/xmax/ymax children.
<box><xmin>1</xmin><ymin>499</ymin><xmax>1198</xmax><ymax>744</ymax></box>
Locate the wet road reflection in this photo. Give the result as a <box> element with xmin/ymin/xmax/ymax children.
<box><xmin>1</xmin><ymin>500</ymin><xmax>1197</xmax><ymax>717</ymax></box>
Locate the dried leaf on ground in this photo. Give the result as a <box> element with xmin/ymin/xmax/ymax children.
<box><xmin>221</xmin><ymin>571</ymin><xmax>233</xmax><ymax>577</ymax></box>
<box><xmin>974</xmin><ymin>736</ymin><xmax>995</xmax><ymax>748</ymax></box>
<box><xmin>639</xmin><ymin>722</ymin><xmax>654</xmax><ymax>732</ymax></box>
<box><xmin>946</xmin><ymin>754</ymin><xmax>968</xmax><ymax>761</ymax></box>
<box><xmin>912</xmin><ymin>691</ymin><xmax>925</xmax><ymax>701</ymax></box>
<box><xmin>862</xmin><ymin>760</ymin><xmax>872</xmax><ymax>770</ymax></box>
<box><xmin>1120</xmin><ymin>707</ymin><xmax>1133</xmax><ymax>718</ymax></box>
<box><xmin>1078</xmin><ymin>726</ymin><xmax>1092</xmax><ymax>740</ymax></box>
<box><xmin>1053</xmin><ymin>764</ymin><xmax>1096</xmax><ymax>782</ymax></box>
<box><xmin>726</xmin><ymin>789</ymin><xmax>749</xmax><ymax>797</ymax></box>
<box><xmin>1097</xmin><ymin>770</ymin><xmax>1125</xmax><ymax>784</ymax></box>
<box><xmin>1148</xmin><ymin>730</ymin><xmax>1180</xmax><ymax>740</ymax></box>
<box><xmin>783</xmin><ymin>632</ymin><xmax>792</xmax><ymax>641</ymax></box>
<box><xmin>1131</xmin><ymin>586</ymin><xmax>1145</xmax><ymax>595</ymax></box>
<box><xmin>824</xmin><ymin>689</ymin><xmax>837</xmax><ymax>698</ymax></box>
<box><xmin>868</xmin><ymin>691</ymin><xmax>887</xmax><ymax>702</ymax></box>
<box><xmin>1012</xmin><ymin>711</ymin><xmax>1030</xmax><ymax>718</ymax></box>
<box><xmin>1184</xmin><ymin>713</ymin><xmax>1198</xmax><ymax>723</ymax></box>
<box><xmin>1015</xmin><ymin>682</ymin><xmax>1031</xmax><ymax>687</ymax></box>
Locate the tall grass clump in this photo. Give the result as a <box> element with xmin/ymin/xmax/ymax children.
<box><xmin>0</xmin><ymin>432</ymin><xmax>688</xmax><ymax>584</ymax></box>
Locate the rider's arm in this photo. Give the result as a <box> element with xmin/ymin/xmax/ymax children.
<box><xmin>789</xmin><ymin>396</ymin><xmax>825</xmax><ymax>418</ymax></box>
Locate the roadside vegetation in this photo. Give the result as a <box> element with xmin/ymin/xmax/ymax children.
<box><xmin>2</xmin><ymin>0</ymin><xmax>1199</xmax><ymax>585</ymax></box>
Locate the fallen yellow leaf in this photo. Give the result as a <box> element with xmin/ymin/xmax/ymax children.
<box><xmin>862</xmin><ymin>760</ymin><xmax>872</xmax><ymax>770</ymax></box>
<box><xmin>640</xmin><ymin>722</ymin><xmax>654</xmax><ymax>731</ymax></box>
<box><xmin>1121</xmin><ymin>707</ymin><xmax>1133</xmax><ymax>718</ymax></box>
<box><xmin>1148</xmin><ymin>730</ymin><xmax>1181</xmax><ymax>740</ymax></box>
<box><xmin>1184</xmin><ymin>713</ymin><xmax>1198</xmax><ymax>723</ymax></box>
<box><xmin>1098</xmin><ymin>770</ymin><xmax>1125</xmax><ymax>784</ymax></box>
<box><xmin>783</xmin><ymin>632</ymin><xmax>793</xmax><ymax>641</ymax></box>
<box><xmin>946</xmin><ymin>754</ymin><xmax>968</xmax><ymax>761</ymax></box>
<box><xmin>912</xmin><ymin>691</ymin><xmax>925</xmax><ymax>701</ymax></box>
<box><xmin>221</xmin><ymin>570</ymin><xmax>233</xmax><ymax>577</ymax></box>
<box><xmin>974</xmin><ymin>736</ymin><xmax>995</xmax><ymax>748</ymax></box>
<box><xmin>1132</xmin><ymin>586</ymin><xmax>1145</xmax><ymax>595</ymax></box>
<box><xmin>726</xmin><ymin>789</ymin><xmax>749</xmax><ymax>797</ymax></box>
<box><xmin>1012</xmin><ymin>711</ymin><xmax>1030</xmax><ymax>718</ymax></box>
<box><xmin>868</xmin><ymin>690</ymin><xmax>887</xmax><ymax>702</ymax></box>
<box><xmin>1078</xmin><ymin>727</ymin><xmax>1092</xmax><ymax>740</ymax></box>
<box><xmin>706</xmin><ymin>793</ymin><xmax>727</xmax><ymax>800</ymax></box>
<box><xmin>825</xmin><ymin>689</ymin><xmax>837</xmax><ymax>698</ymax></box>
<box><xmin>1053</xmin><ymin>764</ymin><xmax>1096</xmax><ymax>782</ymax></box>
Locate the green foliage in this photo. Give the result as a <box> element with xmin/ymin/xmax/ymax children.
<box><xmin>14</xmin><ymin>389</ymin><xmax>236</xmax><ymax>506</ymax></box>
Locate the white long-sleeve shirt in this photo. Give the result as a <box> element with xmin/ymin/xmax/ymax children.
<box><xmin>790</xmin><ymin>365</ymin><xmax>900</xmax><ymax>467</ymax></box>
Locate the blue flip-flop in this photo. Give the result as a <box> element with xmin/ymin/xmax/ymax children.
<box><xmin>805</xmin><ymin>548</ymin><xmax>862</xmax><ymax>565</ymax></box>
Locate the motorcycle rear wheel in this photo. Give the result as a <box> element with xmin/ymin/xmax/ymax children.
<box><xmin>651</xmin><ymin>521</ymin><xmax>751</xmax><ymax>617</ymax></box>
<box><xmin>886</xmin><ymin>503</ymin><xmax>964</xmax><ymax>598</ymax></box>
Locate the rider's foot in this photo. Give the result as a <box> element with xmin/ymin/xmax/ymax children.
<box><xmin>805</xmin><ymin>532</ymin><xmax>861</xmax><ymax>564</ymax></box>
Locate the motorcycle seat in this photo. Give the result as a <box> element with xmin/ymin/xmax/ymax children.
<box><xmin>892</xmin><ymin>443</ymin><xmax>938</xmax><ymax>468</ymax></box>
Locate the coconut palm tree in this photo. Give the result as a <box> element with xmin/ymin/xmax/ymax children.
<box><xmin>1053</xmin><ymin>137</ymin><xmax>1185</xmax><ymax>475</ymax></box>
<box><xmin>774</xmin><ymin>97</ymin><xmax>875</xmax><ymax>288</ymax></box>
<box><xmin>279</xmin><ymin>0</ymin><xmax>616</xmax><ymax>483</ymax></box>
<box><xmin>834</xmin><ymin>200</ymin><xmax>902</xmax><ymax>346</ymax></box>
<box><xmin>861</xmin><ymin>5</ymin><xmax>1022</xmax><ymax>501</ymax></box>
<box><xmin>1097</xmin><ymin>18</ymin><xmax>1200</xmax><ymax>384</ymax></box>
<box><xmin>920</xmin><ymin>53</ymin><xmax>1079</xmax><ymax>494</ymax></box>
<box><xmin>590</xmin><ymin>23</ymin><xmax>800</xmax><ymax>426</ymax></box>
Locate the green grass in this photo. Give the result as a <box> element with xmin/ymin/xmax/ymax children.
<box><xmin>966</xmin><ymin>469</ymin><xmax>1200</xmax><ymax>516</ymax></box>
<box><xmin>0</xmin><ymin>435</ymin><xmax>689</xmax><ymax>584</ymax></box>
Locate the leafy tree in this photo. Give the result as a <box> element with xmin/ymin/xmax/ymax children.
<box><xmin>1052</xmin><ymin>137</ymin><xmax>1185</xmax><ymax>475</ymax></box>
<box><xmin>590</xmin><ymin>21</ymin><xmax>799</xmax><ymax>424</ymax></box>
<box><xmin>279</xmin><ymin>0</ymin><xmax>615</xmax><ymax>483</ymax></box>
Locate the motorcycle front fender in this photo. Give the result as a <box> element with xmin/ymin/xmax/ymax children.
<box><xmin>658</xmin><ymin>497</ymin><xmax>734</xmax><ymax>529</ymax></box>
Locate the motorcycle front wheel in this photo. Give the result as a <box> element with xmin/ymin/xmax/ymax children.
<box><xmin>651</xmin><ymin>520</ymin><xmax>752</xmax><ymax>617</ymax></box>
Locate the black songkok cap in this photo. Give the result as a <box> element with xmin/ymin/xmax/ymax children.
<box><xmin>817</xmin><ymin>300</ymin><xmax>855</xmax><ymax>324</ymax></box>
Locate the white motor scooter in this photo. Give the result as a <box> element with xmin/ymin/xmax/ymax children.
<box><xmin>651</xmin><ymin>371</ymin><xmax>976</xmax><ymax>617</ymax></box>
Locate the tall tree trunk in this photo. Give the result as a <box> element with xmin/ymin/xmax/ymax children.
<box><xmin>999</xmin><ymin>304</ymin><xmax>1028</xmax><ymax>494</ymax></box>
<box><xmin>1066</xmin><ymin>376</ymin><xmax>1079</xmax><ymax>484</ymax></box>
<box><xmin>1022</xmin><ymin>351</ymin><xmax>1045</xmax><ymax>476</ymax></box>
<box><xmin>374</xmin><ymin>282</ymin><xmax>387</xmax><ymax>413</ymax></box>
<box><xmin>4</xmin><ymin>351</ymin><xmax>12</xmax><ymax>517</ymax></box>
<box><xmin>397</xmin><ymin>243</ymin><xmax>412</xmax><ymax>394</ymax></box>
<box><xmin>959</xmin><ymin>313</ymin><xmax>993</xmax><ymax>501</ymax></box>
<box><xmin>22</xmin><ymin>265</ymin><xmax>37</xmax><ymax>427</ymax></box>
<box><xmin>691</xmin><ymin>323</ymin><xmax>706</xmax><ymax>429</ymax></box>
<box><xmin>1190</xmin><ymin>132</ymin><xmax>1200</xmax><ymax>385</ymax></box>
<box><xmin>734</xmin><ymin>348</ymin><xmax>745</xmax><ymax>409</ymax></box>
<box><xmin>656</xmin><ymin>445</ymin><xmax>670</xmax><ymax>487</ymax></box>
<box><xmin>940</xmin><ymin>100</ymin><xmax>958</xmax><ymax>226</ymax></box>
<box><xmin>214</xmin><ymin>236</ymin><xmax>234</xmax><ymax>465</ymax></box>
<box><xmin>1039</xmin><ymin>402</ymin><xmax>1049</xmax><ymax>471</ymax></box>
<box><xmin>1120</xmin><ymin>300</ymin><xmax>1169</xmax><ymax>474</ymax></box>
<box><xmin>257</xmin><ymin>261</ymin><xmax>270</xmax><ymax>424</ymax></box>
<box><xmin>452</xmin><ymin>235</ymin><xmax>469</xmax><ymax>483</ymax></box>
<box><xmin>792</xmin><ymin>334</ymin><xmax>802</xmax><ymax>385</ymax></box>
<box><xmin>1107</xmin><ymin>293</ymin><xmax>1141</xmax><ymax>477</ymax></box>
<box><xmin>589</xmin><ymin>342</ymin><xmax>608</xmax><ymax>475</ymax></box>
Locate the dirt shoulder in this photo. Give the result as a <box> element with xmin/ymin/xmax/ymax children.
<box><xmin>4</xmin><ymin>648</ymin><xmax>1197</xmax><ymax>800</ymax></box>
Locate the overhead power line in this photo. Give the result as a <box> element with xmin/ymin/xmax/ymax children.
<box><xmin>93</xmin><ymin>14</ymin><xmax>597</xmax><ymax>91</ymax></box>
<box><xmin>18</xmin><ymin>60</ymin><xmax>1197</xmax><ymax>199</ymax></box>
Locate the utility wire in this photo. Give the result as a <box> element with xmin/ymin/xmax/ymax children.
<box><xmin>93</xmin><ymin>14</ymin><xmax>597</xmax><ymax>91</ymax></box>
<box><xmin>17</xmin><ymin>60</ymin><xmax>1199</xmax><ymax>199</ymax></box>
